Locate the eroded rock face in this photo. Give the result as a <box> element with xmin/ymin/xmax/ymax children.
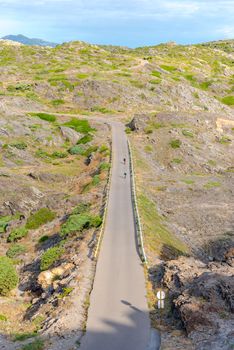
<box><xmin>60</xmin><ymin>126</ymin><xmax>82</xmax><ymax>145</ymax></box>
<box><xmin>161</xmin><ymin>252</ymin><xmax>234</xmax><ymax>349</ymax></box>
<box><xmin>38</xmin><ymin>263</ymin><xmax>75</xmax><ymax>290</ymax></box>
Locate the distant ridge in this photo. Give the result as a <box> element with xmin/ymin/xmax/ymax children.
<box><xmin>1</xmin><ymin>34</ymin><xmax>58</xmax><ymax>47</ymax></box>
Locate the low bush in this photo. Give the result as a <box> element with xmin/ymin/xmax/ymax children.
<box><xmin>10</xmin><ymin>142</ymin><xmax>27</xmax><ymax>150</ymax></box>
<box><xmin>199</xmin><ymin>80</ymin><xmax>212</xmax><ymax>90</ymax></box>
<box><xmin>221</xmin><ymin>95</ymin><xmax>234</xmax><ymax>106</ymax></box>
<box><xmin>0</xmin><ymin>256</ymin><xmax>19</xmax><ymax>295</ymax></box>
<box><xmin>151</xmin><ymin>70</ymin><xmax>161</xmax><ymax>77</ymax></box>
<box><xmin>170</xmin><ymin>139</ymin><xmax>182</xmax><ymax>149</ymax></box>
<box><xmin>60</xmin><ymin>213</ymin><xmax>102</xmax><ymax>237</ymax></box>
<box><xmin>72</xmin><ymin>203</ymin><xmax>91</xmax><ymax>215</ymax></box>
<box><xmin>182</xmin><ymin>130</ymin><xmax>193</xmax><ymax>138</ymax></box>
<box><xmin>63</xmin><ymin>118</ymin><xmax>94</xmax><ymax>134</ymax></box>
<box><xmin>51</xmin><ymin>99</ymin><xmax>65</xmax><ymax>107</ymax></box>
<box><xmin>8</xmin><ymin>227</ymin><xmax>28</xmax><ymax>242</ymax></box>
<box><xmin>68</xmin><ymin>145</ymin><xmax>85</xmax><ymax>155</ymax></box>
<box><xmin>99</xmin><ymin>162</ymin><xmax>111</xmax><ymax>171</ymax></box>
<box><xmin>26</xmin><ymin>208</ymin><xmax>56</xmax><ymax>230</ymax></box>
<box><xmin>0</xmin><ymin>314</ymin><xmax>7</xmax><ymax>321</ymax></box>
<box><xmin>0</xmin><ymin>216</ymin><xmax>11</xmax><ymax>233</ymax></box>
<box><xmin>51</xmin><ymin>151</ymin><xmax>68</xmax><ymax>158</ymax></box>
<box><xmin>99</xmin><ymin>144</ymin><xmax>109</xmax><ymax>153</ymax></box>
<box><xmin>6</xmin><ymin>244</ymin><xmax>26</xmax><ymax>258</ymax></box>
<box><xmin>38</xmin><ymin>235</ymin><xmax>49</xmax><ymax>243</ymax></box>
<box><xmin>20</xmin><ymin>339</ymin><xmax>44</xmax><ymax>350</ymax></box>
<box><xmin>30</xmin><ymin>113</ymin><xmax>56</xmax><ymax>122</ymax></box>
<box><xmin>58</xmin><ymin>287</ymin><xmax>74</xmax><ymax>299</ymax></box>
<box><xmin>160</xmin><ymin>65</ymin><xmax>177</xmax><ymax>72</ymax></box>
<box><xmin>40</xmin><ymin>245</ymin><xmax>65</xmax><ymax>271</ymax></box>
<box><xmin>77</xmin><ymin>134</ymin><xmax>93</xmax><ymax>144</ymax></box>
<box><xmin>14</xmin><ymin>332</ymin><xmax>37</xmax><ymax>341</ymax></box>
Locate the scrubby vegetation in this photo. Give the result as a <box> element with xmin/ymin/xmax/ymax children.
<box><xmin>0</xmin><ymin>257</ymin><xmax>19</xmax><ymax>295</ymax></box>
<box><xmin>8</xmin><ymin>227</ymin><xmax>28</xmax><ymax>242</ymax></box>
<box><xmin>26</xmin><ymin>208</ymin><xmax>56</xmax><ymax>230</ymax></box>
<box><xmin>40</xmin><ymin>245</ymin><xmax>65</xmax><ymax>271</ymax></box>
<box><xmin>6</xmin><ymin>244</ymin><xmax>26</xmax><ymax>258</ymax></box>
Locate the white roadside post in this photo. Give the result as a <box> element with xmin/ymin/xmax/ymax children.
<box><xmin>156</xmin><ymin>290</ymin><xmax>166</xmax><ymax>309</ymax></box>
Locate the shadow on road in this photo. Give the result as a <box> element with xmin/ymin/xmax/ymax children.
<box><xmin>0</xmin><ymin>306</ymin><xmax>160</xmax><ymax>350</ymax></box>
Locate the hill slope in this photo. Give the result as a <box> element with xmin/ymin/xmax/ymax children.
<box><xmin>1</xmin><ymin>34</ymin><xmax>58</xmax><ymax>47</ymax></box>
<box><xmin>0</xmin><ymin>39</ymin><xmax>233</xmax><ymax>350</ymax></box>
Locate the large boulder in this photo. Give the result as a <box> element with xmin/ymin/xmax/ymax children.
<box><xmin>59</xmin><ymin>126</ymin><xmax>82</xmax><ymax>145</ymax></box>
<box><xmin>38</xmin><ymin>263</ymin><xmax>74</xmax><ymax>290</ymax></box>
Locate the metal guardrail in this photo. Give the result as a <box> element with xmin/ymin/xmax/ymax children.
<box><xmin>94</xmin><ymin>140</ymin><xmax>113</xmax><ymax>260</ymax></box>
<box><xmin>128</xmin><ymin>140</ymin><xmax>148</xmax><ymax>266</ymax></box>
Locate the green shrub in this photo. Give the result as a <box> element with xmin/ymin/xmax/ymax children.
<box><xmin>20</xmin><ymin>339</ymin><xmax>45</xmax><ymax>350</ymax></box>
<box><xmin>151</xmin><ymin>70</ymin><xmax>161</xmax><ymax>77</ymax></box>
<box><xmin>125</xmin><ymin>127</ymin><xmax>131</xmax><ymax>134</ymax></box>
<box><xmin>68</xmin><ymin>145</ymin><xmax>85</xmax><ymax>155</ymax></box>
<box><xmin>160</xmin><ymin>65</ymin><xmax>177</xmax><ymax>72</ymax></box>
<box><xmin>184</xmin><ymin>74</ymin><xmax>196</xmax><ymax>83</ymax></box>
<box><xmin>0</xmin><ymin>216</ymin><xmax>11</xmax><ymax>233</ymax></box>
<box><xmin>6</xmin><ymin>244</ymin><xmax>26</xmax><ymax>258</ymax></box>
<box><xmin>0</xmin><ymin>257</ymin><xmax>18</xmax><ymax>295</ymax></box>
<box><xmin>170</xmin><ymin>139</ymin><xmax>182</xmax><ymax>149</ymax></box>
<box><xmin>38</xmin><ymin>235</ymin><xmax>49</xmax><ymax>243</ymax></box>
<box><xmin>83</xmin><ymin>145</ymin><xmax>98</xmax><ymax>157</ymax></box>
<box><xmin>8</xmin><ymin>227</ymin><xmax>28</xmax><ymax>242</ymax></box>
<box><xmin>72</xmin><ymin>203</ymin><xmax>91</xmax><ymax>215</ymax></box>
<box><xmin>182</xmin><ymin>130</ymin><xmax>193</xmax><ymax>138</ymax></box>
<box><xmin>51</xmin><ymin>151</ymin><xmax>68</xmax><ymax>158</ymax></box>
<box><xmin>199</xmin><ymin>81</ymin><xmax>212</xmax><ymax>90</ymax></box>
<box><xmin>60</xmin><ymin>213</ymin><xmax>102</xmax><ymax>237</ymax></box>
<box><xmin>99</xmin><ymin>144</ymin><xmax>109</xmax><ymax>153</ymax></box>
<box><xmin>221</xmin><ymin>96</ymin><xmax>234</xmax><ymax>106</ymax></box>
<box><xmin>26</xmin><ymin>208</ymin><xmax>56</xmax><ymax>230</ymax></box>
<box><xmin>92</xmin><ymin>175</ymin><xmax>100</xmax><ymax>186</ymax></box>
<box><xmin>40</xmin><ymin>245</ymin><xmax>65</xmax><ymax>271</ymax></box>
<box><xmin>99</xmin><ymin>162</ymin><xmax>110</xmax><ymax>171</ymax></box>
<box><xmin>60</xmin><ymin>214</ymin><xmax>91</xmax><ymax>237</ymax></box>
<box><xmin>30</xmin><ymin>113</ymin><xmax>56</xmax><ymax>122</ymax></box>
<box><xmin>63</xmin><ymin>118</ymin><xmax>94</xmax><ymax>134</ymax></box>
<box><xmin>58</xmin><ymin>287</ymin><xmax>74</xmax><ymax>299</ymax></box>
<box><xmin>77</xmin><ymin>134</ymin><xmax>93</xmax><ymax>144</ymax></box>
<box><xmin>7</xmin><ymin>83</ymin><xmax>31</xmax><ymax>92</ymax></box>
<box><xmin>10</xmin><ymin>142</ymin><xmax>27</xmax><ymax>150</ymax></box>
<box><xmin>14</xmin><ymin>332</ymin><xmax>37</xmax><ymax>341</ymax></box>
<box><xmin>51</xmin><ymin>99</ymin><xmax>65</xmax><ymax>106</ymax></box>
<box><xmin>0</xmin><ymin>314</ymin><xmax>7</xmax><ymax>321</ymax></box>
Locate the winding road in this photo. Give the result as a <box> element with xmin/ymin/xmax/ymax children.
<box><xmin>80</xmin><ymin>121</ymin><xmax>151</xmax><ymax>350</ymax></box>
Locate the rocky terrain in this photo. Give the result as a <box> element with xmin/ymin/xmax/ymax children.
<box><xmin>0</xmin><ymin>38</ymin><xmax>233</xmax><ymax>349</ymax></box>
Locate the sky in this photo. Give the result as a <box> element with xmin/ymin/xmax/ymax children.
<box><xmin>0</xmin><ymin>0</ymin><xmax>233</xmax><ymax>47</ymax></box>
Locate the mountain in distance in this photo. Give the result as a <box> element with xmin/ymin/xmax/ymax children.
<box><xmin>1</xmin><ymin>34</ymin><xmax>58</xmax><ymax>47</ymax></box>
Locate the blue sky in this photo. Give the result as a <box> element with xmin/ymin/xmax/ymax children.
<box><xmin>0</xmin><ymin>0</ymin><xmax>233</xmax><ymax>47</ymax></box>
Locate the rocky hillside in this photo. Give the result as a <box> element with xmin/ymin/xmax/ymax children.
<box><xmin>0</xmin><ymin>38</ymin><xmax>233</xmax><ymax>349</ymax></box>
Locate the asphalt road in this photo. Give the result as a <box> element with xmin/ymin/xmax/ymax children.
<box><xmin>80</xmin><ymin>121</ymin><xmax>151</xmax><ymax>350</ymax></box>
